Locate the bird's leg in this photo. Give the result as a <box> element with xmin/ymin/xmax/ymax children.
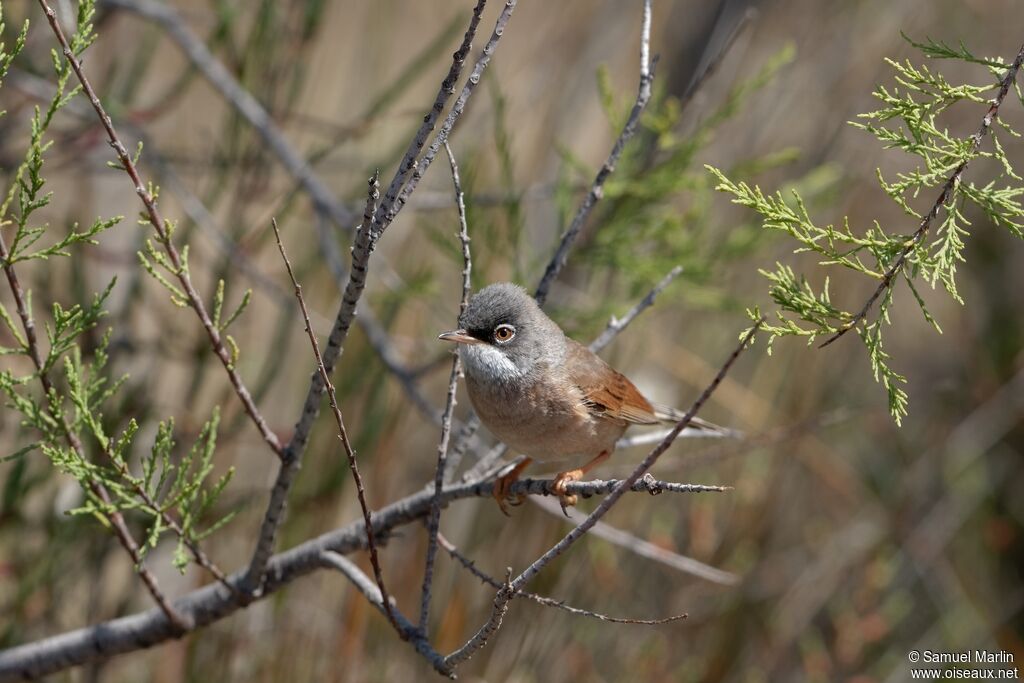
<box><xmin>551</xmin><ymin>451</ymin><xmax>610</xmax><ymax>515</ymax></box>
<box><xmin>493</xmin><ymin>457</ymin><xmax>532</xmax><ymax>516</ymax></box>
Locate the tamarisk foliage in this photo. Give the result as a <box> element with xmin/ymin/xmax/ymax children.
<box><xmin>708</xmin><ymin>37</ymin><xmax>1024</xmax><ymax>423</ymax></box>
<box><xmin>0</xmin><ymin>0</ymin><xmax>236</xmax><ymax>575</ymax></box>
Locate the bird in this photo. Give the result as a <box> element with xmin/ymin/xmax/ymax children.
<box><xmin>438</xmin><ymin>282</ymin><xmax>729</xmax><ymax>514</ymax></box>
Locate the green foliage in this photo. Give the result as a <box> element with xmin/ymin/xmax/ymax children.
<box><xmin>708</xmin><ymin>38</ymin><xmax>1024</xmax><ymax>423</ymax></box>
<box><xmin>1</xmin><ymin>0</ymin><xmax>237</xmax><ymax>574</ymax></box>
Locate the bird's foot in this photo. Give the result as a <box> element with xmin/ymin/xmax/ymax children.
<box><xmin>551</xmin><ymin>469</ymin><xmax>583</xmax><ymax>516</ymax></box>
<box><xmin>492</xmin><ymin>458</ymin><xmax>531</xmax><ymax>516</ymax></box>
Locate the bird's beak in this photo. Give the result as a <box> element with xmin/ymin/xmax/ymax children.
<box><xmin>438</xmin><ymin>329</ymin><xmax>482</xmax><ymax>345</ymax></box>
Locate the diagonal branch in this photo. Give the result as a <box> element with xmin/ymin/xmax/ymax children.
<box><xmin>270</xmin><ymin>217</ymin><xmax>400</xmax><ymax>634</ymax></box>
<box><xmin>388</xmin><ymin>0</ymin><xmax>519</xmax><ymax>225</ymax></box>
<box><xmin>820</xmin><ymin>41</ymin><xmax>1024</xmax><ymax>348</ymax></box>
<box><xmin>444</xmin><ymin>569</ymin><xmax>513</xmax><ymax>668</ymax></box>
<box><xmin>589</xmin><ymin>265</ymin><xmax>682</xmax><ymax>354</ymax></box>
<box><xmin>533</xmin><ymin>0</ymin><xmax>656</xmax><ymax>306</ymax></box>
<box><xmin>243</xmin><ymin>174</ymin><xmax>381</xmax><ymax>591</ymax></box>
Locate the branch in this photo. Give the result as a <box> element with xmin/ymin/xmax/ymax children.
<box><xmin>372</xmin><ymin>0</ymin><xmax>489</xmax><ymax>238</ymax></box>
<box><xmin>529</xmin><ymin>494</ymin><xmax>738</xmax><ymax>585</ymax></box>
<box><xmin>320</xmin><ymin>552</ymin><xmax>453</xmax><ymax>678</ymax></box>
<box><xmin>443</xmin><ymin>569</ymin><xmax>513</xmax><ymax>668</ymax></box>
<box><xmin>819</xmin><ymin>41</ymin><xmax>1024</xmax><ymax>348</ymax></box>
<box><xmin>388</xmin><ymin>0</ymin><xmax>519</xmax><ymax>224</ymax></box>
<box><xmin>270</xmin><ymin>217</ymin><xmax>400</xmax><ymax>634</ymax></box>
<box><xmin>533</xmin><ymin>0</ymin><xmax>656</xmax><ymax>306</ymax></box>
<box><xmin>243</xmin><ymin>175</ymin><xmax>382</xmax><ymax>591</ymax></box>
<box><xmin>589</xmin><ymin>265</ymin><xmax>683</xmax><ymax>354</ymax></box>
<box><xmin>0</xmin><ymin>474</ymin><xmax>720</xmax><ymax>680</ymax></box>
<box><xmin>419</xmin><ymin>142</ymin><xmax>473</xmax><ymax>633</ymax></box>
<box><xmin>37</xmin><ymin>0</ymin><xmax>283</xmax><ymax>459</ymax></box>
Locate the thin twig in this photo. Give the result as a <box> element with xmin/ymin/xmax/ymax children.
<box><xmin>373</xmin><ymin>0</ymin><xmax>489</xmax><ymax>238</ymax></box>
<box><xmin>437</xmin><ymin>532</ymin><xmax>688</xmax><ymax>624</ymax></box>
<box><xmin>419</xmin><ymin>142</ymin><xmax>473</xmax><ymax>633</ymax></box>
<box><xmin>589</xmin><ymin>265</ymin><xmax>683</xmax><ymax>354</ymax></box>
<box><xmin>270</xmin><ymin>218</ymin><xmax>401</xmax><ymax>635</ymax></box>
<box><xmin>533</xmin><ymin>0</ymin><xmax>656</xmax><ymax>306</ymax></box>
<box><xmin>37</xmin><ymin>0</ymin><xmax>283</xmax><ymax>459</ymax></box>
<box><xmin>320</xmin><ymin>552</ymin><xmax>454</xmax><ymax>678</ymax></box>
<box><xmin>243</xmin><ymin>174</ymin><xmax>381</xmax><ymax>591</ymax></box>
<box><xmin>388</xmin><ymin>0</ymin><xmax>519</xmax><ymax>224</ymax></box>
<box><xmin>819</xmin><ymin>42</ymin><xmax>1024</xmax><ymax>348</ymax></box>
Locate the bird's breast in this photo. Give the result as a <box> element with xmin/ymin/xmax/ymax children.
<box><xmin>464</xmin><ymin>371</ymin><xmax>625</xmax><ymax>463</ymax></box>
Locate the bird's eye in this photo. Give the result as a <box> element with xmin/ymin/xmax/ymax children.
<box><xmin>493</xmin><ymin>324</ymin><xmax>516</xmax><ymax>343</ymax></box>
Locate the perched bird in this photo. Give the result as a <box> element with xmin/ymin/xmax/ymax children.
<box><xmin>438</xmin><ymin>282</ymin><xmax>728</xmax><ymax>513</ymax></box>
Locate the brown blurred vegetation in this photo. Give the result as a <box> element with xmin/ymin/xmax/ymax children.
<box><xmin>1</xmin><ymin>0</ymin><xmax>1023</xmax><ymax>680</ymax></box>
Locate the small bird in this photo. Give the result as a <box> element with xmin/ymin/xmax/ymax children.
<box><xmin>438</xmin><ymin>282</ymin><xmax>728</xmax><ymax>514</ymax></box>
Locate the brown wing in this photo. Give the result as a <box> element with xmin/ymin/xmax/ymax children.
<box><xmin>564</xmin><ymin>339</ymin><xmax>661</xmax><ymax>425</ymax></box>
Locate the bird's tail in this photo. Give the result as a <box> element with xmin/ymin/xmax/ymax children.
<box><xmin>651</xmin><ymin>404</ymin><xmax>743</xmax><ymax>438</ymax></box>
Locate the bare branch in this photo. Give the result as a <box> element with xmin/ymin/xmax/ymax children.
<box><xmin>444</xmin><ymin>569</ymin><xmax>513</xmax><ymax>668</ymax></box>
<box><xmin>320</xmin><ymin>552</ymin><xmax>454</xmax><ymax>678</ymax></box>
<box><xmin>37</xmin><ymin>0</ymin><xmax>283</xmax><ymax>459</ymax></box>
<box><xmin>270</xmin><ymin>217</ymin><xmax>401</xmax><ymax>635</ymax></box>
<box><xmin>389</xmin><ymin>0</ymin><xmax>519</xmax><ymax>224</ymax></box>
<box><xmin>820</xmin><ymin>42</ymin><xmax>1024</xmax><ymax>347</ymax></box>
<box><xmin>243</xmin><ymin>175</ymin><xmax>382</xmax><ymax>591</ymax></box>
<box><xmin>374</xmin><ymin>0</ymin><xmax>490</xmax><ymax>238</ymax></box>
<box><xmin>0</xmin><ymin>473</ymin><xmax>721</xmax><ymax>679</ymax></box>
<box><xmin>589</xmin><ymin>265</ymin><xmax>683</xmax><ymax>354</ymax></box>
<box><xmin>419</xmin><ymin>142</ymin><xmax>473</xmax><ymax>633</ymax></box>
<box><xmin>533</xmin><ymin>0</ymin><xmax>656</xmax><ymax>306</ymax></box>
<box><xmin>530</xmin><ymin>495</ymin><xmax>739</xmax><ymax>585</ymax></box>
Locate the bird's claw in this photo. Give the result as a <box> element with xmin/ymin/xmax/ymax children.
<box><xmin>551</xmin><ymin>469</ymin><xmax>582</xmax><ymax>516</ymax></box>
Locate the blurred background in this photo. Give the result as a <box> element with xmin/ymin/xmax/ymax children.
<box><xmin>1</xmin><ymin>0</ymin><xmax>1023</xmax><ymax>680</ymax></box>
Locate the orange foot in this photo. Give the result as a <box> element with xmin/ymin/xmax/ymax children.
<box><xmin>493</xmin><ymin>457</ymin><xmax>531</xmax><ymax>516</ymax></box>
<box><xmin>551</xmin><ymin>450</ymin><xmax>611</xmax><ymax>516</ymax></box>
<box><xmin>551</xmin><ymin>469</ymin><xmax>584</xmax><ymax>515</ymax></box>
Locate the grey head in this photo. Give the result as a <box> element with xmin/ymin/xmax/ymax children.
<box><xmin>438</xmin><ymin>283</ymin><xmax>565</xmax><ymax>385</ymax></box>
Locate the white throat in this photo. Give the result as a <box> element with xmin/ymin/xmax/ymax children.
<box><xmin>459</xmin><ymin>344</ymin><xmax>525</xmax><ymax>384</ymax></box>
